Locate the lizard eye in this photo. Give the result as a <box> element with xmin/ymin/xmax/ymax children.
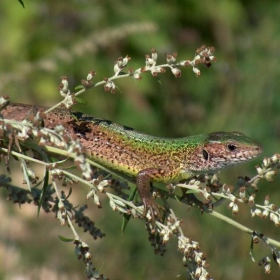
<box><xmin>202</xmin><ymin>149</ymin><xmax>209</xmax><ymax>160</ymax></box>
<box><xmin>227</xmin><ymin>144</ymin><xmax>237</xmax><ymax>151</ymax></box>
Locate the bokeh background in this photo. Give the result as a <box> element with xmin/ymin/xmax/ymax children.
<box><xmin>1</xmin><ymin>1</ymin><xmax>280</xmax><ymax>279</ymax></box>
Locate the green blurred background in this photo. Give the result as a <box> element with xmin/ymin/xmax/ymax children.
<box><xmin>1</xmin><ymin>0</ymin><xmax>280</xmax><ymax>279</ymax></box>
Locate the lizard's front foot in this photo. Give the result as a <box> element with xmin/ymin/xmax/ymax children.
<box><xmin>142</xmin><ymin>197</ymin><xmax>162</xmax><ymax>222</ymax></box>
<box><xmin>136</xmin><ymin>168</ymin><xmax>166</xmax><ymax>222</ymax></box>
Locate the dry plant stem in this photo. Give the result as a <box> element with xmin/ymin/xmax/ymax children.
<box><xmin>207</xmin><ymin>209</ymin><xmax>280</xmax><ymax>248</ymax></box>
<box><xmin>212</xmin><ymin>174</ymin><xmax>261</xmax><ymax>208</ymax></box>
<box><xmin>53</xmin><ymin>180</ymin><xmax>81</xmax><ymax>240</ymax></box>
<box><xmin>106</xmin><ymin>193</ymin><xmax>141</xmax><ymax>211</ymax></box>
<box><xmin>109</xmin><ymin>186</ymin><xmax>280</xmax><ymax>249</ymax></box>
<box><xmin>0</xmin><ymin>147</ymin><xmax>50</xmax><ymax>166</ymax></box>
<box><xmin>210</xmin><ymin>191</ymin><xmax>275</xmax><ymax>214</ymax></box>
<box><xmin>52</xmin><ymin>180</ymin><xmax>62</xmax><ymax>198</ymax></box>
<box><xmin>45</xmin><ymin>46</ymin><xmax>215</xmax><ymax>113</ymax></box>
<box><xmin>176</xmin><ymin>183</ymin><xmax>280</xmax><ymax>249</ymax></box>
<box><xmin>45</xmin><ymin>70</ymin><xmax>153</xmax><ymax>113</ymax></box>
<box><xmin>67</xmin><ymin>214</ymin><xmax>81</xmax><ymax>241</ymax></box>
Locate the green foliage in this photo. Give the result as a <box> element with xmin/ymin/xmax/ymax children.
<box><xmin>17</xmin><ymin>0</ymin><xmax>24</xmax><ymax>8</ymax></box>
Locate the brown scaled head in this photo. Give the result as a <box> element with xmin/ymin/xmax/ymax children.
<box><xmin>190</xmin><ymin>132</ymin><xmax>263</xmax><ymax>173</ymax></box>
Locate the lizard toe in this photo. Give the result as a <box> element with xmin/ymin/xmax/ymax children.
<box><xmin>142</xmin><ymin>198</ymin><xmax>162</xmax><ymax>222</ymax></box>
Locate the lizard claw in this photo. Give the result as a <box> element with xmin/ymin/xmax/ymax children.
<box><xmin>142</xmin><ymin>198</ymin><xmax>162</xmax><ymax>222</ymax></box>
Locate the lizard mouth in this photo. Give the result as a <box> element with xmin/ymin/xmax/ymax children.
<box><xmin>236</xmin><ymin>144</ymin><xmax>263</xmax><ymax>161</ymax></box>
<box><xmin>222</xmin><ymin>144</ymin><xmax>263</xmax><ymax>165</ymax></box>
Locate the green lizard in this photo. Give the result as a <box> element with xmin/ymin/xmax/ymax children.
<box><xmin>1</xmin><ymin>103</ymin><xmax>263</xmax><ymax>219</ymax></box>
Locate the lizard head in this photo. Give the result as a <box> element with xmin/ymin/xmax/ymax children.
<box><xmin>188</xmin><ymin>131</ymin><xmax>263</xmax><ymax>174</ymax></box>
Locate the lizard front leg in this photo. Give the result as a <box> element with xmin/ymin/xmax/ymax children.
<box><xmin>136</xmin><ymin>168</ymin><xmax>166</xmax><ymax>221</ymax></box>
